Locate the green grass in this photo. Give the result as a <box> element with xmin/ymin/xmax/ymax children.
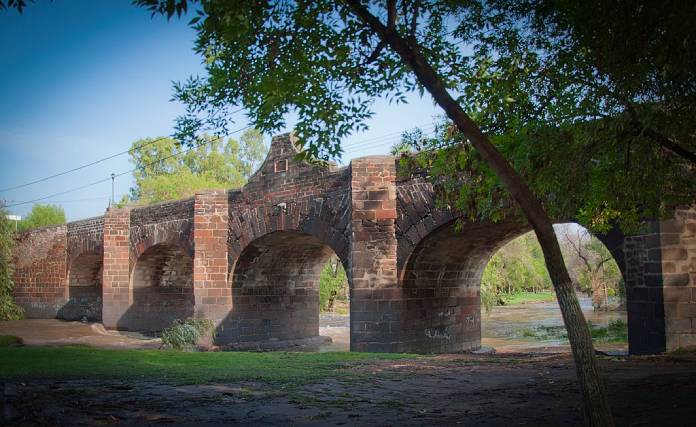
<box><xmin>502</xmin><ymin>291</ymin><xmax>556</xmax><ymax>305</ymax></box>
<box><xmin>590</xmin><ymin>319</ymin><xmax>628</xmax><ymax>343</ymax></box>
<box><xmin>517</xmin><ymin>319</ymin><xmax>628</xmax><ymax>344</ymax></box>
<box><xmin>0</xmin><ymin>346</ymin><xmax>415</xmax><ymax>384</ymax></box>
<box><xmin>0</xmin><ymin>335</ymin><xmax>22</xmax><ymax>347</ymax></box>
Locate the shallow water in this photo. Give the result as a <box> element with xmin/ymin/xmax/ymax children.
<box><xmin>319</xmin><ymin>296</ymin><xmax>627</xmax><ymax>353</ymax></box>
<box><xmin>481</xmin><ymin>296</ymin><xmax>627</xmax><ymax>352</ymax></box>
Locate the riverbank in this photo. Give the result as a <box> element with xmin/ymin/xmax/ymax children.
<box><xmin>2</xmin><ymin>348</ymin><xmax>695</xmax><ymax>426</ymax></box>
<box><xmin>499</xmin><ymin>291</ymin><xmax>557</xmax><ymax>305</ymax></box>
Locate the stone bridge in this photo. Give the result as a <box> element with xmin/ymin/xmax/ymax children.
<box><xmin>11</xmin><ymin>134</ymin><xmax>696</xmax><ymax>354</ymax></box>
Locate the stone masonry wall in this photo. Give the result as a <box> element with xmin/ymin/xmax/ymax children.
<box><xmin>130</xmin><ymin>198</ymin><xmax>195</xmax><ymax>269</ymax></box>
<box><xmin>220</xmin><ymin>133</ymin><xmax>352</xmax><ymax>344</ymax></box>
<box><xmin>349</xmin><ymin>156</ymin><xmax>400</xmax><ymax>352</ymax></box>
<box><xmin>124</xmin><ymin>244</ymin><xmax>194</xmax><ymax>332</ymax></box>
<box><xmin>66</xmin><ymin>216</ymin><xmax>104</xmax><ymax>264</ymax></box>
<box><xmin>12</xmin><ymin>225</ymin><xmax>68</xmax><ymax>318</ymax></box>
<box><xmin>193</xmin><ymin>190</ymin><xmax>231</xmax><ymax>326</ymax></box>
<box><xmin>623</xmin><ymin>224</ymin><xmax>667</xmax><ymax>354</ymax></box>
<box><xmin>102</xmin><ymin>208</ymin><xmax>132</xmax><ymax>329</ymax></box>
<box><xmin>662</xmin><ymin>206</ymin><xmax>696</xmax><ymax>350</ymax></box>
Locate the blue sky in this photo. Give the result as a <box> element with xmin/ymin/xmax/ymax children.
<box><xmin>0</xmin><ymin>1</ymin><xmax>441</xmax><ymax>221</ymax></box>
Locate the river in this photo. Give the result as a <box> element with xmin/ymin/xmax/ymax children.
<box><xmin>319</xmin><ymin>296</ymin><xmax>627</xmax><ymax>353</ymax></box>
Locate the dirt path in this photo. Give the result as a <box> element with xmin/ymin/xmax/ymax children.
<box><xmin>3</xmin><ymin>352</ymin><xmax>695</xmax><ymax>426</ymax></box>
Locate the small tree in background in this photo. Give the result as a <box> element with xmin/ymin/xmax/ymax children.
<box><xmin>559</xmin><ymin>225</ymin><xmax>623</xmax><ymax>311</ymax></box>
<box><xmin>319</xmin><ymin>257</ymin><xmax>349</xmax><ymax>313</ymax></box>
<box><xmin>0</xmin><ymin>205</ymin><xmax>24</xmax><ymax>320</ymax></box>
<box><xmin>18</xmin><ymin>204</ymin><xmax>66</xmax><ymax>232</ymax></box>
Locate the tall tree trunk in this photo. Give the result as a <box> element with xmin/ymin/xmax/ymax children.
<box><xmin>345</xmin><ymin>2</ymin><xmax>613</xmax><ymax>425</ymax></box>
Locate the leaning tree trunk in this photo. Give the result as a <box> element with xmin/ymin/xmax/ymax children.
<box><xmin>346</xmin><ymin>2</ymin><xmax>613</xmax><ymax>425</ymax></box>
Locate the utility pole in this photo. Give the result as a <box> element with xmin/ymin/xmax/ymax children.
<box><xmin>111</xmin><ymin>173</ymin><xmax>115</xmax><ymax>208</ymax></box>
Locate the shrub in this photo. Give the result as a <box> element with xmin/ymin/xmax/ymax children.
<box><xmin>161</xmin><ymin>318</ymin><xmax>216</xmax><ymax>351</ymax></box>
<box><xmin>0</xmin><ymin>206</ymin><xmax>24</xmax><ymax>320</ymax></box>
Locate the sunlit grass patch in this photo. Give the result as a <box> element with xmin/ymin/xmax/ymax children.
<box><xmin>0</xmin><ymin>346</ymin><xmax>415</xmax><ymax>384</ymax></box>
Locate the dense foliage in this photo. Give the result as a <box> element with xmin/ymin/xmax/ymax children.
<box><xmin>481</xmin><ymin>232</ymin><xmax>552</xmax><ymax>310</ymax></box>
<box><xmin>17</xmin><ymin>204</ymin><xmax>66</xmax><ymax>232</ymax></box>
<box><xmin>122</xmin><ymin>129</ymin><xmax>266</xmax><ymax>205</ymax></box>
<box><xmin>0</xmin><ymin>206</ymin><xmax>24</xmax><ymax>320</ymax></box>
<box><xmin>432</xmin><ymin>0</ymin><xmax>696</xmax><ymax>232</ymax></box>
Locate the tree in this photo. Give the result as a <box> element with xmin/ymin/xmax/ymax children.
<box><xmin>0</xmin><ymin>204</ymin><xmax>24</xmax><ymax>320</ymax></box>
<box><xmin>451</xmin><ymin>0</ymin><xmax>695</xmax><ymax>232</ymax></box>
<box><xmin>18</xmin><ymin>204</ymin><xmax>66</xmax><ymax>232</ymax></box>
<box><xmin>558</xmin><ymin>225</ymin><xmax>622</xmax><ymax>311</ymax></box>
<box><xmin>132</xmin><ymin>1</ymin><xmax>673</xmax><ymax>423</ymax></box>
<box><xmin>481</xmin><ymin>232</ymin><xmax>553</xmax><ymax>312</ymax></box>
<box><xmin>125</xmin><ymin>130</ymin><xmax>266</xmax><ymax>205</ymax></box>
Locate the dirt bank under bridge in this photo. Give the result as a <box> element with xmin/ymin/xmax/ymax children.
<box><xmin>2</xmin><ymin>352</ymin><xmax>695</xmax><ymax>426</ymax></box>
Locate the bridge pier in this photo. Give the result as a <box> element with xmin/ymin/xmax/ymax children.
<box><xmin>192</xmin><ymin>190</ymin><xmax>231</xmax><ymax>327</ymax></box>
<box><xmin>102</xmin><ymin>207</ymin><xmax>131</xmax><ymax>329</ymax></box>
<box><xmin>349</xmin><ymin>156</ymin><xmax>401</xmax><ymax>352</ymax></box>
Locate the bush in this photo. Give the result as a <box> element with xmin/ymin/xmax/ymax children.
<box><xmin>161</xmin><ymin>318</ymin><xmax>216</xmax><ymax>351</ymax></box>
<box><xmin>0</xmin><ymin>206</ymin><xmax>24</xmax><ymax>320</ymax></box>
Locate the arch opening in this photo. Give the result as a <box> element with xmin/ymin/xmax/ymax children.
<box><xmin>400</xmin><ymin>219</ymin><xmax>627</xmax><ymax>353</ymax></box>
<box><xmin>480</xmin><ymin>223</ymin><xmax>627</xmax><ymax>352</ymax></box>
<box><xmin>399</xmin><ymin>219</ymin><xmax>525</xmax><ymax>353</ymax></box>
<box><xmin>222</xmin><ymin>230</ymin><xmax>348</xmax><ymax>347</ymax></box>
<box><xmin>126</xmin><ymin>243</ymin><xmax>194</xmax><ymax>332</ymax></box>
<box><xmin>61</xmin><ymin>253</ymin><xmax>103</xmax><ymax>321</ymax></box>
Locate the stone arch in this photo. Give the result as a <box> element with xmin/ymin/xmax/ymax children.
<box><xmin>228</xmin><ymin>197</ymin><xmax>351</xmax><ymax>277</ymax></box>
<box><xmin>130</xmin><ymin>227</ymin><xmax>194</xmax><ymax>271</ymax></box>
<box><xmin>120</xmin><ymin>242</ymin><xmax>194</xmax><ymax>332</ymax></box>
<box><xmin>398</xmin><ymin>216</ymin><xmax>527</xmax><ymax>353</ymax></box>
<box><xmin>60</xmin><ymin>251</ymin><xmax>103</xmax><ymax>321</ymax></box>
<box><xmin>220</xmin><ymin>229</ymin><xmax>347</xmax><ymax>344</ymax></box>
<box><xmin>398</xmin><ymin>213</ymin><xmax>629</xmax><ymax>353</ymax></box>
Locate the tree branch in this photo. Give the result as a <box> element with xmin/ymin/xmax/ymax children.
<box><xmin>410</xmin><ymin>0</ymin><xmax>420</xmax><ymax>37</ymax></box>
<box><xmin>566</xmin><ymin>231</ymin><xmax>592</xmax><ymax>272</ymax></box>
<box><xmin>637</xmin><ymin>125</ymin><xmax>696</xmax><ymax>166</ymax></box>
<box><xmin>365</xmin><ymin>40</ymin><xmax>386</xmax><ymax>64</ymax></box>
<box><xmin>387</xmin><ymin>0</ymin><xmax>397</xmax><ymax>30</ymax></box>
<box><xmin>343</xmin><ymin>3</ymin><xmax>613</xmax><ymax>423</ymax></box>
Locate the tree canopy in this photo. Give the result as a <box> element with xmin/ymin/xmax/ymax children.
<box><xmin>17</xmin><ymin>204</ymin><xmax>66</xmax><ymax>232</ymax></box>
<box><xmin>123</xmin><ymin>129</ymin><xmax>266</xmax><ymax>205</ymax></box>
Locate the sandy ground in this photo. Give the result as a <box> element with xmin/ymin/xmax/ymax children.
<box><xmin>1</xmin><ymin>316</ymin><xmax>694</xmax><ymax>425</ymax></box>
<box><xmin>2</xmin><ymin>352</ymin><xmax>696</xmax><ymax>426</ymax></box>
<box><xmin>0</xmin><ymin>319</ymin><xmax>161</xmax><ymax>349</ymax></box>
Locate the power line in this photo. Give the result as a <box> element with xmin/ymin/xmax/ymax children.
<box><xmin>0</xmin><ymin>136</ymin><xmax>170</xmax><ymax>193</ymax></box>
<box><xmin>0</xmin><ymin>107</ymin><xmax>247</xmax><ymax>194</ymax></box>
<box><xmin>4</xmin><ymin>129</ymin><xmax>249</xmax><ymax>208</ymax></box>
<box><xmin>3</xmin><ymin>123</ymin><xmax>436</xmax><ymax>208</ymax></box>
